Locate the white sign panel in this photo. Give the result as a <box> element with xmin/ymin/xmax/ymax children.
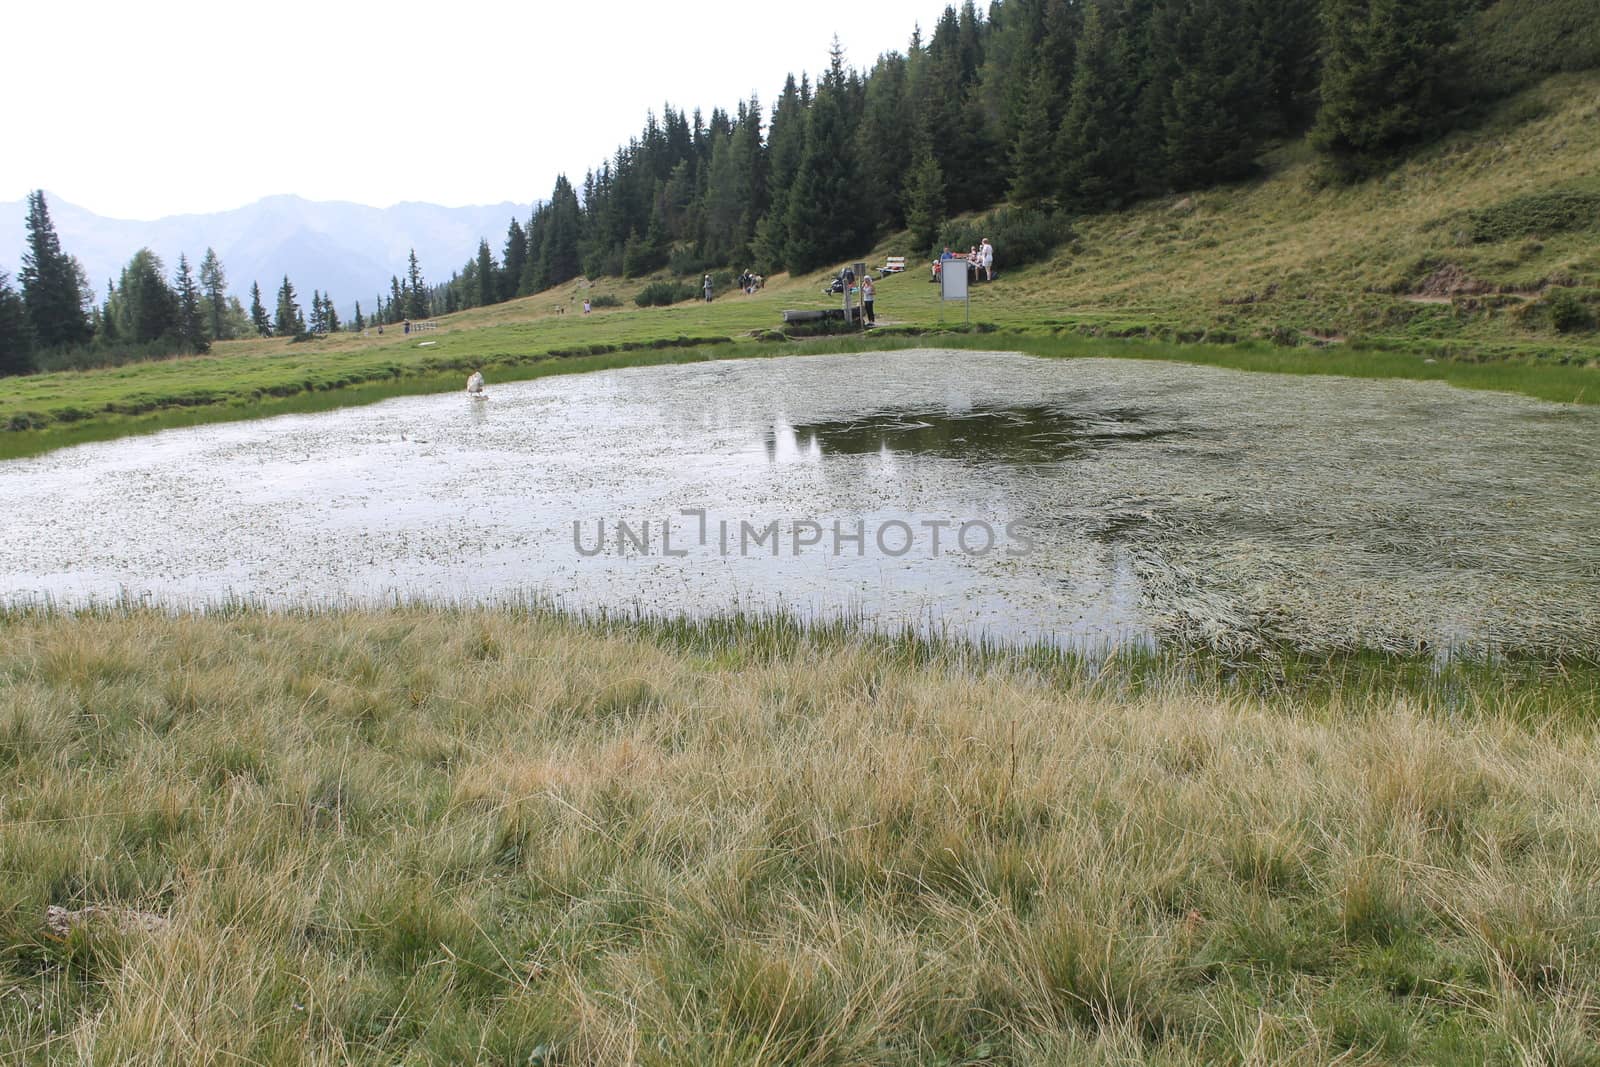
<box><xmin>940</xmin><ymin>258</ymin><xmax>968</xmax><ymax>301</ymax></box>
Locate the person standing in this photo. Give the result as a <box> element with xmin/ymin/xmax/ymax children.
<box><xmin>861</xmin><ymin>274</ymin><xmax>876</xmax><ymax>325</ymax></box>
<box><xmin>703</xmin><ymin>274</ymin><xmax>713</xmax><ymax>303</ymax></box>
<box><xmin>980</xmin><ymin>238</ymin><xmax>994</xmax><ymax>282</ymax></box>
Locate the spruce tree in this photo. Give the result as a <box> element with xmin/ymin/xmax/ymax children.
<box><xmin>199</xmin><ymin>247</ymin><xmax>229</xmax><ymax>341</ymax></box>
<box><xmin>389</xmin><ymin>277</ymin><xmax>404</xmax><ymax>323</ymax></box>
<box><xmin>19</xmin><ymin>190</ymin><xmax>92</xmax><ymax>350</ymax></box>
<box><xmin>0</xmin><ymin>270</ymin><xmax>35</xmax><ymax>377</ymax></box>
<box><xmin>98</xmin><ymin>280</ymin><xmax>120</xmax><ymax>345</ymax></box>
<box><xmin>755</xmin><ymin>74</ymin><xmax>806</xmax><ymax>272</ymax></box>
<box><xmin>274</xmin><ymin>275</ymin><xmax>304</xmax><ymax>336</ymax></box>
<box><xmin>735</xmin><ymin>95</ymin><xmax>768</xmax><ymax>251</ymax></box>
<box><xmin>120</xmin><ymin>250</ymin><xmax>177</xmax><ymax>344</ymax></box>
<box><xmin>783</xmin><ymin>51</ymin><xmax>862</xmax><ymax>274</ymax></box>
<box><xmin>1253</xmin><ymin>0</ymin><xmax>1322</xmax><ymax>136</ymax></box>
<box><xmin>1164</xmin><ymin>0</ymin><xmax>1269</xmax><ymax>190</ymax></box>
<box><xmin>854</xmin><ymin>56</ymin><xmax>912</xmax><ymax>235</ymax></box>
<box><xmin>323</xmin><ymin>294</ymin><xmax>340</xmax><ymax>333</ymax></box>
<box><xmin>309</xmin><ymin>290</ymin><xmax>325</xmax><ymax>334</ymax></box>
<box><xmin>353</xmin><ymin>301</ymin><xmax>365</xmax><ymax>332</ymax></box>
<box><xmin>701</xmin><ymin>129</ymin><xmax>747</xmax><ymax>264</ymax></box>
<box><xmin>918</xmin><ymin>11</ymin><xmax>992</xmax><ymax>213</ymax></box>
<box><xmin>1056</xmin><ymin>3</ymin><xmax>1137</xmax><ymax>210</ymax></box>
<box><xmin>537</xmin><ymin>176</ymin><xmax>583</xmax><ymax>288</ymax></box>
<box><xmin>249</xmin><ymin>281</ymin><xmax>272</xmax><ymax>336</ymax></box>
<box><xmin>1008</xmin><ymin>65</ymin><xmax>1058</xmax><ymax>207</ymax></box>
<box><xmin>405</xmin><ymin>250</ymin><xmax>428</xmax><ymax>318</ymax></box>
<box><xmin>501</xmin><ymin>218</ymin><xmax>527</xmax><ymax>302</ymax></box>
<box><xmin>902</xmin><ymin>145</ymin><xmax>947</xmax><ymax>256</ymax></box>
<box><xmin>476</xmin><ymin>240</ymin><xmax>496</xmax><ymax>308</ymax></box>
<box><xmin>1311</xmin><ymin>0</ymin><xmax>1464</xmax><ymax>180</ymax></box>
<box><xmin>173</xmin><ymin>254</ymin><xmax>209</xmax><ymax>353</ymax></box>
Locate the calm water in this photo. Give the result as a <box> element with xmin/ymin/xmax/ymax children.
<box><xmin>2</xmin><ymin>350</ymin><xmax>1596</xmax><ymax>654</ymax></box>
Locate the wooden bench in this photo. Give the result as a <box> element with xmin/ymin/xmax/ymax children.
<box><xmin>882</xmin><ymin>256</ymin><xmax>906</xmax><ymax>274</ymax></box>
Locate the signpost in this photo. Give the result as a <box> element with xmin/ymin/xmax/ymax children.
<box><xmin>939</xmin><ymin>257</ymin><xmax>969</xmax><ymax>324</ymax></box>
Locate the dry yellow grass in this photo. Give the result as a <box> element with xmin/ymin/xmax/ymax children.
<box><xmin>2</xmin><ymin>608</ymin><xmax>1598</xmax><ymax>1064</ymax></box>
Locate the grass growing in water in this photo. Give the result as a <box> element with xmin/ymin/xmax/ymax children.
<box><xmin>2</xmin><ymin>605</ymin><xmax>1597</xmax><ymax>1063</ymax></box>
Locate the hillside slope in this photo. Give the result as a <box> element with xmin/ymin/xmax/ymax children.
<box><xmin>1024</xmin><ymin>72</ymin><xmax>1600</xmax><ymax>355</ymax></box>
<box><xmin>468</xmin><ymin>71</ymin><xmax>1600</xmax><ymax>361</ymax></box>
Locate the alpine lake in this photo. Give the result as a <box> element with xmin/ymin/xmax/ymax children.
<box><xmin>3</xmin><ymin>349</ymin><xmax>1596</xmax><ymax>658</ymax></box>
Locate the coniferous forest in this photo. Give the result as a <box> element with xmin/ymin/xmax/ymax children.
<box><xmin>2</xmin><ymin>0</ymin><xmax>1594</xmax><ymax>375</ymax></box>
<box><xmin>436</xmin><ymin>0</ymin><xmax>1591</xmax><ymax>313</ymax></box>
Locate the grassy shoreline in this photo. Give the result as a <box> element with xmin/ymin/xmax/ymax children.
<box><xmin>2</xmin><ymin>605</ymin><xmax>1597</xmax><ymax>1063</ymax></box>
<box><xmin>2</xmin><ymin>328</ymin><xmax>1595</xmax><ymax>460</ymax></box>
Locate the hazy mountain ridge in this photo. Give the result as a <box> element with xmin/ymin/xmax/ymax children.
<box><xmin>0</xmin><ymin>194</ymin><xmax>535</xmax><ymax>317</ymax></box>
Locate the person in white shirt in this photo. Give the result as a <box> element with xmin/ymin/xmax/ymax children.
<box><xmin>980</xmin><ymin>238</ymin><xmax>994</xmax><ymax>282</ymax></box>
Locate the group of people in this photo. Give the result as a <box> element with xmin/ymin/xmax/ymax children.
<box><xmin>737</xmin><ymin>270</ymin><xmax>765</xmax><ymax>295</ymax></box>
<box><xmin>930</xmin><ymin>238</ymin><xmax>996</xmax><ymax>283</ymax></box>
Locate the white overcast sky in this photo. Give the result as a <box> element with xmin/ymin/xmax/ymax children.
<box><xmin>6</xmin><ymin>0</ymin><xmax>954</xmax><ymax>220</ymax></box>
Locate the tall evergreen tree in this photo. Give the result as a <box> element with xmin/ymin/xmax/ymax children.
<box><xmin>18</xmin><ymin>190</ymin><xmax>92</xmax><ymax>350</ymax></box>
<box><xmin>1253</xmin><ymin>0</ymin><xmax>1323</xmax><ymax>136</ymax></box>
<box><xmin>405</xmin><ymin>250</ymin><xmax>429</xmax><ymax>318</ymax></box>
<box><xmin>700</xmin><ymin>127</ymin><xmax>747</xmax><ymax>263</ymax></box>
<box><xmin>173</xmin><ymin>254</ymin><xmax>209</xmax><ymax>353</ymax></box>
<box><xmin>855</xmin><ymin>55</ymin><xmax>913</xmax><ymax>235</ymax></box>
<box><xmin>199</xmin><ymin>247</ymin><xmax>229</xmax><ymax>342</ymax></box>
<box><xmin>476</xmin><ymin>240</ymin><xmax>496</xmax><ymax>308</ymax></box>
<box><xmin>784</xmin><ymin>46</ymin><xmax>864</xmax><ymax>273</ymax></box>
<box><xmin>309</xmin><ymin>290</ymin><xmax>325</xmax><ymax>334</ymax></box>
<box><xmin>0</xmin><ymin>270</ymin><xmax>35</xmax><ymax>377</ymax></box>
<box><xmin>1056</xmin><ymin>3</ymin><xmax>1137</xmax><ymax>209</ymax></box>
<box><xmin>249</xmin><ymin>281</ymin><xmax>272</xmax><ymax>336</ymax></box>
<box><xmin>97</xmin><ymin>279</ymin><xmax>120</xmax><ymax>345</ymax></box>
<box><xmin>1311</xmin><ymin>0</ymin><xmax>1465</xmax><ymax>179</ymax></box>
<box><xmin>274</xmin><ymin>275</ymin><xmax>304</xmax><ymax>336</ymax></box>
<box><xmin>323</xmin><ymin>294</ymin><xmax>340</xmax><ymax>333</ymax></box>
<box><xmin>501</xmin><ymin>217</ymin><xmax>527</xmax><ymax>302</ymax></box>
<box><xmin>352</xmin><ymin>301</ymin><xmax>365</xmax><ymax>332</ymax></box>
<box><xmin>1008</xmin><ymin>64</ymin><xmax>1058</xmax><ymax>206</ymax></box>
<box><xmin>119</xmin><ymin>250</ymin><xmax>177</xmax><ymax>344</ymax></box>
<box><xmin>537</xmin><ymin>176</ymin><xmax>583</xmax><ymax>288</ymax></box>
<box><xmin>902</xmin><ymin>142</ymin><xmax>947</xmax><ymax>255</ymax></box>
<box><xmin>919</xmin><ymin>9</ymin><xmax>994</xmax><ymax>212</ymax></box>
<box><xmin>1164</xmin><ymin>0</ymin><xmax>1270</xmax><ymax>189</ymax></box>
<box><xmin>754</xmin><ymin>74</ymin><xmax>807</xmax><ymax>272</ymax></box>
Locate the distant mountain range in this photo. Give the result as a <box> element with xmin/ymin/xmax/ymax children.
<box><xmin>0</xmin><ymin>194</ymin><xmax>535</xmax><ymax>317</ymax></box>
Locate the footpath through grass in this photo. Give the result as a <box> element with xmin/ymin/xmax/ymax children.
<box><xmin>2</xmin><ymin>607</ymin><xmax>1597</xmax><ymax>1063</ymax></box>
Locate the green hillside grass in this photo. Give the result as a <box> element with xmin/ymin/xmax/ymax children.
<box><xmin>2</xmin><ymin>73</ymin><xmax>1597</xmax><ymax>458</ymax></box>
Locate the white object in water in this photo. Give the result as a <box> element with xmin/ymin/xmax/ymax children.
<box><xmin>466</xmin><ymin>370</ymin><xmax>487</xmax><ymax>399</ymax></box>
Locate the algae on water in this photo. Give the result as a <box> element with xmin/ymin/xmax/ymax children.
<box><xmin>0</xmin><ymin>350</ymin><xmax>1595</xmax><ymax>656</ymax></box>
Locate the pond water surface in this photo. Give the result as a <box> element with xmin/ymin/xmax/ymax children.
<box><xmin>2</xmin><ymin>350</ymin><xmax>1596</xmax><ymax>654</ymax></box>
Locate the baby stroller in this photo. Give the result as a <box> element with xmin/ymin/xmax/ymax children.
<box><xmin>823</xmin><ymin>265</ymin><xmax>857</xmax><ymax>295</ymax></box>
